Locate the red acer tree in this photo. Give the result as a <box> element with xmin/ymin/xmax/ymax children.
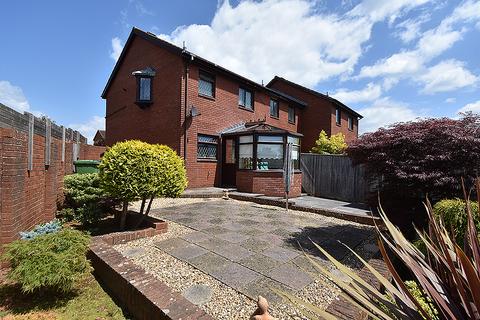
<box><xmin>348</xmin><ymin>113</ymin><xmax>480</xmax><ymax>231</ymax></box>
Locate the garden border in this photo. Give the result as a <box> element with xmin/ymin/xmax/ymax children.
<box><xmin>88</xmin><ymin>217</ymin><xmax>213</xmax><ymax>320</ymax></box>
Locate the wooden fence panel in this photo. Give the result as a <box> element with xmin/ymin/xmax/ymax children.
<box><xmin>300</xmin><ymin>153</ymin><xmax>369</xmax><ymax>203</ymax></box>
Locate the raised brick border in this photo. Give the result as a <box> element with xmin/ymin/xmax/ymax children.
<box><xmin>99</xmin><ymin>215</ymin><xmax>168</xmax><ymax>245</ymax></box>
<box><xmin>89</xmin><ymin>223</ymin><xmax>213</xmax><ymax>320</ymax></box>
<box><xmin>326</xmin><ymin>253</ymin><xmax>390</xmax><ymax>319</ymax></box>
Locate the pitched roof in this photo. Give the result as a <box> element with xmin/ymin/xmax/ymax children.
<box><xmin>266</xmin><ymin>76</ymin><xmax>363</xmax><ymax>119</ymax></box>
<box><xmin>101</xmin><ymin>28</ymin><xmax>307</xmax><ymax>108</ymax></box>
<box><xmin>94</xmin><ymin>130</ymin><xmax>106</xmax><ymax>140</ymax></box>
<box><xmin>222</xmin><ymin>120</ymin><xmax>302</xmax><ymax>137</ymax></box>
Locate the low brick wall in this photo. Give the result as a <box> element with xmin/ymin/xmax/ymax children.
<box><xmin>88</xmin><ymin>218</ymin><xmax>213</xmax><ymax>320</ymax></box>
<box><xmin>326</xmin><ymin>253</ymin><xmax>389</xmax><ymax>319</ymax></box>
<box><xmin>236</xmin><ymin>170</ymin><xmax>302</xmax><ymax>197</ymax></box>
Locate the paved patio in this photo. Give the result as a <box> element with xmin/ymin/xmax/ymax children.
<box><xmin>151</xmin><ymin>199</ymin><xmax>375</xmax><ymax>304</ymax></box>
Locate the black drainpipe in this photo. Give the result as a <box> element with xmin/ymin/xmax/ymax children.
<box><xmin>183</xmin><ymin>55</ymin><xmax>189</xmax><ymax>160</ymax></box>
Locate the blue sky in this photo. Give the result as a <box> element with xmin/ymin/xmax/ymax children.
<box><xmin>1</xmin><ymin>0</ymin><xmax>479</xmax><ymax>141</ymax></box>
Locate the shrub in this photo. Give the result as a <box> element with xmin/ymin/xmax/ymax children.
<box><xmin>279</xmin><ymin>179</ymin><xmax>480</xmax><ymax>319</ymax></box>
<box><xmin>62</xmin><ymin>173</ymin><xmax>117</xmax><ymax>225</ymax></box>
<box><xmin>19</xmin><ymin>220</ymin><xmax>62</xmax><ymax>240</ymax></box>
<box><xmin>434</xmin><ymin>199</ymin><xmax>480</xmax><ymax>246</ymax></box>
<box><xmin>311</xmin><ymin>130</ymin><xmax>347</xmax><ymax>154</ymax></box>
<box><xmin>99</xmin><ymin>140</ymin><xmax>187</xmax><ymax>229</ymax></box>
<box><xmin>347</xmin><ymin>114</ymin><xmax>480</xmax><ymax>229</ymax></box>
<box><xmin>3</xmin><ymin>229</ymin><xmax>91</xmax><ymax>293</ymax></box>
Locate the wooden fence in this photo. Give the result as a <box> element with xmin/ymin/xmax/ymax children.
<box><xmin>300</xmin><ymin>153</ymin><xmax>369</xmax><ymax>203</ymax></box>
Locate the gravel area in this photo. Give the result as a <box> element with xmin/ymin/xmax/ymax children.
<box><xmin>115</xmin><ymin>198</ymin><xmax>378</xmax><ymax>319</ymax></box>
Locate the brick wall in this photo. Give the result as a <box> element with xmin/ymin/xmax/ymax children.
<box><xmin>0</xmin><ymin>107</ymin><xmax>104</xmax><ymax>258</ymax></box>
<box><xmin>78</xmin><ymin>144</ymin><xmax>106</xmax><ymax>160</ymax></box>
<box><xmin>236</xmin><ymin>170</ymin><xmax>302</xmax><ymax>197</ymax></box>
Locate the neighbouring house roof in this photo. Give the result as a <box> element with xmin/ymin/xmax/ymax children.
<box><xmin>222</xmin><ymin>121</ymin><xmax>303</xmax><ymax>137</ymax></box>
<box><xmin>266</xmin><ymin>76</ymin><xmax>363</xmax><ymax>119</ymax></box>
<box><xmin>101</xmin><ymin>28</ymin><xmax>307</xmax><ymax>109</ymax></box>
<box><xmin>93</xmin><ymin>130</ymin><xmax>106</xmax><ymax>145</ymax></box>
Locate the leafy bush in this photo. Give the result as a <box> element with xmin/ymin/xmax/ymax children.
<box><xmin>279</xmin><ymin>179</ymin><xmax>480</xmax><ymax>320</ymax></box>
<box><xmin>434</xmin><ymin>199</ymin><xmax>480</xmax><ymax>246</ymax></box>
<box><xmin>99</xmin><ymin>140</ymin><xmax>187</xmax><ymax>229</ymax></box>
<box><xmin>62</xmin><ymin>173</ymin><xmax>117</xmax><ymax>225</ymax></box>
<box><xmin>311</xmin><ymin>130</ymin><xmax>347</xmax><ymax>154</ymax></box>
<box><xmin>3</xmin><ymin>229</ymin><xmax>91</xmax><ymax>293</ymax></box>
<box><xmin>19</xmin><ymin>220</ymin><xmax>62</xmax><ymax>240</ymax></box>
<box><xmin>348</xmin><ymin>114</ymin><xmax>480</xmax><ymax>229</ymax></box>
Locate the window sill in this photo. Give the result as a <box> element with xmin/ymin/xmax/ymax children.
<box><xmin>336</xmin><ymin>123</ymin><xmax>341</xmax><ymax>127</ymax></box>
<box><xmin>270</xmin><ymin>115</ymin><xmax>279</xmax><ymax>120</ymax></box>
<box><xmin>239</xmin><ymin>106</ymin><xmax>254</xmax><ymax>112</ymax></box>
<box><xmin>288</xmin><ymin>121</ymin><xmax>296</xmax><ymax>125</ymax></box>
<box><xmin>197</xmin><ymin>158</ymin><xmax>218</xmax><ymax>163</ymax></box>
<box><xmin>198</xmin><ymin>94</ymin><xmax>215</xmax><ymax>101</ymax></box>
<box><xmin>135</xmin><ymin>101</ymin><xmax>153</xmax><ymax>108</ymax></box>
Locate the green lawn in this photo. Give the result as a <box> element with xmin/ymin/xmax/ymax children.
<box><xmin>0</xmin><ymin>272</ymin><xmax>127</xmax><ymax>320</ymax></box>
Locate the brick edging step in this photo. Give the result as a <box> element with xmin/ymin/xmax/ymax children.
<box><xmin>88</xmin><ymin>236</ymin><xmax>213</xmax><ymax>320</ymax></box>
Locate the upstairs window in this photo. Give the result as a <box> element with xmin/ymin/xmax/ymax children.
<box><xmin>348</xmin><ymin>116</ymin><xmax>354</xmax><ymax>130</ymax></box>
<box><xmin>199</xmin><ymin>71</ymin><xmax>215</xmax><ymax>98</ymax></box>
<box><xmin>239</xmin><ymin>87</ymin><xmax>253</xmax><ymax>110</ymax></box>
<box><xmin>288</xmin><ymin>106</ymin><xmax>295</xmax><ymax>123</ymax></box>
<box><xmin>270</xmin><ymin>99</ymin><xmax>279</xmax><ymax>118</ymax></box>
<box><xmin>197</xmin><ymin>134</ymin><xmax>218</xmax><ymax>160</ymax></box>
<box><xmin>138</xmin><ymin>77</ymin><xmax>152</xmax><ymax>101</ymax></box>
<box><xmin>336</xmin><ymin>108</ymin><xmax>341</xmax><ymax>125</ymax></box>
<box><xmin>132</xmin><ymin>67</ymin><xmax>155</xmax><ymax>105</ymax></box>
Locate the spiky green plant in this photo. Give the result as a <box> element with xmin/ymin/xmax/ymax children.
<box><xmin>277</xmin><ymin>178</ymin><xmax>480</xmax><ymax>319</ymax></box>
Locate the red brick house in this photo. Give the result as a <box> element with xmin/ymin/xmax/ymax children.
<box><xmin>101</xmin><ymin>28</ymin><xmax>362</xmax><ymax>196</ymax></box>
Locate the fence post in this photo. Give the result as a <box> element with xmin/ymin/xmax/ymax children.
<box><xmin>45</xmin><ymin>118</ymin><xmax>51</xmax><ymax>166</ymax></box>
<box><xmin>26</xmin><ymin>113</ymin><xmax>34</xmax><ymax>171</ymax></box>
<box><xmin>61</xmin><ymin>126</ymin><xmax>65</xmax><ymax>162</ymax></box>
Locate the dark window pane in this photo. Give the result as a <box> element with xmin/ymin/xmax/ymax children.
<box><xmin>239</xmin><ymin>88</ymin><xmax>253</xmax><ymax>110</ymax></box>
<box><xmin>239</xmin><ymin>144</ymin><xmax>253</xmax><ymax>169</ymax></box>
<box><xmin>257</xmin><ymin>144</ymin><xmax>283</xmax><ymax>170</ymax></box>
<box><xmin>348</xmin><ymin>117</ymin><xmax>353</xmax><ymax>130</ymax></box>
<box><xmin>245</xmin><ymin>90</ymin><xmax>252</xmax><ymax>109</ymax></box>
<box><xmin>197</xmin><ymin>134</ymin><xmax>218</xmax><ymax>159</ymax></box>
<box><xmin>239</xmin><ymin>88</ymin><xmax>245</xmax><ymax>105</ymax></box>
<box><xmin>199</xmin><ymin>72</ymin><xmax>215</xmax><ymax>97</ymax></box>
<box><xmin>270</xmin><ymin>99</ymin><xmax>279</xmax><ymax>118</ymax></box>
<box><xmin>139</xmin><ymin>77</ymin><xmax>151</xmax><ymax>101</ymax></box>
<box><xmin>288</xmin><ymin>106</ymin><xmax>295</xmax><ymax>123</ymax></box>
<box><xmin>336</xmin><ymin>108</ymin><xmax>341</xmax><ymax>125</ymax></box>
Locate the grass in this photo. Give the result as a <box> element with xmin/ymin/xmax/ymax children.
<box><xmin>0</xmin><ymin>271</ymin><xmax>127</xmax><ymax>320</ymax></box>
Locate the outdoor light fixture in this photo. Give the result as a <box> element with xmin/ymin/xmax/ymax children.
<box><xmin>188</xmin><ymin>105</ymin><xmax>201</xmax><ymax>117</ymax></box>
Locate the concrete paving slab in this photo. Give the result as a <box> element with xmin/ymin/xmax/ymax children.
<box><xmin>269</xmin><ymin>263</ymin><xmax>313</xmax><ymax>290</ymax></box>
<box><xmin>261</xmin><ymin>246</ymin><xmax>300</xmax><ymax>263</ymax></box>
<box><xmin>216</xmin><ymin>231</ymin><xmax>250</xmax><ymax>244</ymax></box>
<box><xmin>240</xmin><ymin>238</ymin><xmax>275</xmax><ymax>253</ymax></box>
<box><xmin>189</xmin><ymin>251</ymin><xmax>231</xmax><ymax>274</ymax></box>
<box><xmin>239</xmin><ymin>277</ymin><xmax>293</xmax><ymax>305</ymax></box>
<box><xmin>154</xmin><ymin>238</ymin><xmax>190</xmax><ymax>253</ymax></box>
<box><xmin>181</xmin><ymin>231</ymin><xmax>212</xmax><ymax>244</ymax></box>
<box><xmin>238</xmin><ymin>253</ymin><xmax>283</xmax><ymax>275</ymax></box>
<box><xmin>170</xmin><ymin>243</ymin><xmax>208</xmax><ymax>261</ymax></box>
<box><xmin>211</xmin><ymin>243</ymin><xmax>254</xmax><ymax>262</ymax></box>
<box><xmin>182</xmin><ymin>284</ymin><xmax>213</xmax><ymax>305</ymax></box>
<box><xmin>211</xmin><ymin>262</ymin><xmax>262</xmax><ymax>288</ymax></box>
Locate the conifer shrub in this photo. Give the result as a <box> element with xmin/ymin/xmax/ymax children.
<box><xmin>3</xmin><ymin>229</ymin><xmax>91</xmax><ymax>293</ymax></box>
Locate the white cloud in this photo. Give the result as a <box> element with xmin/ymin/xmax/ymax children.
<box><xmin>358</xmin><ymin>97</ymin><xmax>420</xmax><ymax>133</ymax></box>
<box><xmin>445</xmin><ymin>97</ymin><xmax>456</xmax><ymax>103</ymax></box>
<box><xmin>69</xmin><ymin>116</ymin><xmax>105</xmax><ymax>144</ymax></box>
<box><xmin>158</xmin><ymin>0</ymin><xmax>430</xmax><ymax>87</ymax></box>
<box><xmin>0</xmin><ymin>80</ymin><xmax>31</xmax><ymax>113</ymax></box>
<box><xmin>332</xmin><ymin>82</ymin><xmax>382</xmax><ymax>104</ymax></box>
<box><xmin>457</xmin><ymin>100</ymin><xmax>480</xmax><ymax>114</ymax></box>
<box><xmin>395</xmin><ymin>13</ymin><xmax>430</xmax><ymax>43</ymax></box>
<box><xmin>418</xmin><ymin>59</ymin><xmax>478</xmax><ymax>94</ymax></box>
<box><xmin>110</xmin><ymin>37</ymin><xmax>123</xmax><ymax>61</ymax></box>
<box><xmin>358</xmin><ymin>0</ymin><xmax>480</xmax><ymax>81</ymax></box>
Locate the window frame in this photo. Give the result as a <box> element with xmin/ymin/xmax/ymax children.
<box><xmin>269</xmin><ymin>98</ymin><xmax>279</xmax><ymax>119</ymax></box>
<box><xmin>234</xmin><ymin>132</ymin><xmax>301</xmax><ymax>171</ymax></box>
<box><xmin>348</xmin><ymin>116</ymin><xmax>354</xmax><ymax>131</ymax></box>
<box><xmin>288</xmin><ymin>105</ymin><xmax>295</xmax><ymax>124</ymax></box>
<box><xmin>198</xmin><ymin>70</ymin><xmax>216</xmax><ymax>99</ymax></box>
<box><xmin>197</xmin><ymin>134</ymin><xmax>219</xmax><ymax>161</ymax></box>
<box><xmin>135</xmin><ymin>76</ymin><xmax>153</xmax><ymax>105</ymax></box>
<box><xmin>238</xmin><ymin>87</ymin><xmax>254</xmax><ymax>111</ymax></box>
<box><xmin>335</xmin><ymin>108</ymin><xmax>341</xmax><ymax>126</ymax></box>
